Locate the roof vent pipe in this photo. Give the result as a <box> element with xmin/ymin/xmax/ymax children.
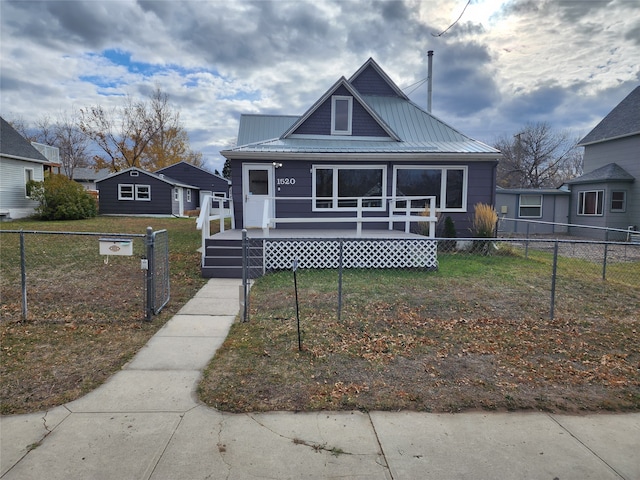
<box><xmin>427</xmin><ymin>50</ymin><xmax>434</xmax><ymax>113</ymax></box>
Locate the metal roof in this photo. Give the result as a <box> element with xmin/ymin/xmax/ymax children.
<box><xmin>578</xmin><ymin>86</ymin><xmax>640</xmax><ymax>146</ymax></box>
<box><xmin>236</xmin><ymin>114</ymin><xmax>298</xmax><ymax>145</ymax></box>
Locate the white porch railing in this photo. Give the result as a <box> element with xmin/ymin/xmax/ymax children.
<box><xmin>253</xmin><ymin>195</ymin><xmax>438</xmax><ymax>238</ymax></box>
<box><xmin>196</xmin><ymin>194</ymin><xmax>234</xmax><ymax>260</ymax></box>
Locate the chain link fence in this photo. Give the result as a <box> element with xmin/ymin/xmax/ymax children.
<box><xmin>241</xmin><ymin>235</ymin><xmax>640</xmax><ymax>323</ymax></box>
<box><xmin>0</xmin><ymin>228</ymin><xmax>170</xmax><ymax>323</ymax></box>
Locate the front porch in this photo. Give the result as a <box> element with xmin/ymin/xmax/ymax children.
<box><xmin>201</xmin><ymin>228</ymin><xmax>437</xmax><ymax>278</ymax></box>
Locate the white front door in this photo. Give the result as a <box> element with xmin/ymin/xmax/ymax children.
<box><xmin>242</xmin><ymin>164</ymin><xmax>274</xmax><ymax>228</ymax></box>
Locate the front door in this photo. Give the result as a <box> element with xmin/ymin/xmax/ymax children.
<box><xmin>242</xmin><ymin>164</ymin><xmax>274</xmax><ymax>228</ymax></box>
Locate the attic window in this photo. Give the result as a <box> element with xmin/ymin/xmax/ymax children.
<box><xmin>130</xmin><ymin>171</ymin><xmax>139</xmax><ymax>177</ymax></box>
<box><xmin>331</xmin><ymin>96</ymin><xmax>352</xmax><ymax>135</ymax></box>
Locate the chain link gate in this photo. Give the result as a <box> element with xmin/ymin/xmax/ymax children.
<box><xmin>145</xmin><ymin>227</ymin><xmax>170</xmax><ymax>320</ymax></box>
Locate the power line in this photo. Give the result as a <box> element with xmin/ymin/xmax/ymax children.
<box><xmin>432</xmin><ymin>0</ymin><xmax>471</xmax><ymax>37</ymax></box>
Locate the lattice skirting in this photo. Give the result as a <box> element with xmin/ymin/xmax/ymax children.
<box><xmin>262</xmin><ymin>239</ymin><xmax>438</xmax><ymax>270</ymax></box>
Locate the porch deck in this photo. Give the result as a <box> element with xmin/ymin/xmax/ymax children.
<box><xmin>202</xmin><ymin>228</ymin><xmax>437</xmax><ymax>278</ymax></box>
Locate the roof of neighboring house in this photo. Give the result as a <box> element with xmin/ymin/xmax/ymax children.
<box><xmin>0</xmin><ymin>117</ymin><xmax>49</xmax><ymax>163</ymax></box>
<box><xmin>496</xmin><ymin>187</ymin><xmax>570</xmax><ymax>195</ymax></box>
<box><xmin>96</xmin><ymin>167</ymin><xmax>199</xmax><ymax>189</ymax></box>
<box><xmin>155</xmin><ymin>161</ymin><xmax>231</xmax><ymax>185</ymax></box>
<box><xmin>71</xmin><ymin>167</ymin><xmax>112</xmax><ymax>182</ymax></box>
<box><xmin>578</xmin><ymin>86</ymin><xmax>640</xmax><ymax>146</ymax></box>
<box><xmin>564</xmin><ymin>162</ymin><xmax>635</xmax><ymax>185</ymax></box>
<box><xmin>224</xmin><ymin>58</ymin><xmax>499</xmax><ymax>158</ymax></box>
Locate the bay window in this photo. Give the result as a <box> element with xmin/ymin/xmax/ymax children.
<box><xmin>578</xmin><ymin>190</ymin><xmax>603</xmax><ymax>215</ymax></box>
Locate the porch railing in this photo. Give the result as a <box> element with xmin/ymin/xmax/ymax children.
<box><xmin>253</xmin><ymin>195</ymin><xmax>438</xmax><ymax>237</ymax></box>
<box><xmin>196</xmin><ymin>194</ymin><xmax>234</xmax><ymax>260</ymax></box>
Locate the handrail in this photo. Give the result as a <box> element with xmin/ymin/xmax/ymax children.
<box><xmin>196</xmin><ymin>194</ymin><xmax>234</xmax><ymax>265</ymax></box>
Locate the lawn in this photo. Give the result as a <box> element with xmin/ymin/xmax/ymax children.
<box><xmin>0</xmin><ymin>216</ymin><xmax>208</xmax><ymax>414</ymax></box>
<box><xmin>199</xmin><ymin>253</ymin><xmax>640</xmax><ymax>414</ymax></box>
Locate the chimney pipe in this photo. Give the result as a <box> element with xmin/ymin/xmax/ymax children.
<box><xmin>427</xmin><ymin>50</ymin><xmax>434</xmax><ymax>113</ymax></box>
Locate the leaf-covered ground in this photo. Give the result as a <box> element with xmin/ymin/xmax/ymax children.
<box><xmin>200</xmin><ymin>262</ymin><xmax>640</xmax><ymax>414</ymax></box>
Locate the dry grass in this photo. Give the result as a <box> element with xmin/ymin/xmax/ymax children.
<box><xmin>0</xmin><ymin>216</ymin><xmax>208</xmax><ymax>414</ymax></box>
<box><xmin>200</xmin><ymin>255</ymin><xmax>640</xmax><ymax>414</ymax></box>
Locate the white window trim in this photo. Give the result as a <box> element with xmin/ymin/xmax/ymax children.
<box><xmin>187</xmin><ymin>189</ymin><xmax>191</xmax><ymax>202</ymax></box>
<box><xmin>610</xmin><ymin>190</ymin><xmax>626</xmax><ymax>212</ymax></box>
<box><xmin>135</xmin><ymin>184</ymin><xmax>151</xmax><ymax>201</ymax></box>
<box><xmin>130</xmin><ymin>170</ymin><xmax>139</xmax><ymax>177</ymax></box>
<box><xmin>518</xmin><ymin>194</ymin><xmax>543</xmax><ymax>218</ymax></box>
<box><xmin>331</xmin><ymin>95</ymin><xmax>353</xmax><ymax>135</ymax></box>
<box><xmin>392</xmin><ymin>165</ymin><xmax>468</xmax><ymax>212</ymax></box>
<box><xmin>24</xmin><ymin>168</ymin><xmax>35</xmax><ymax>198</ymax></box>
<box><xmin>174</xmin><ymin>188</ymin><xmax>179</xmax><ymax>201</ymax></box>
<box><xmin>577</xmin><ymin>190</ymin><xmax>604</xmax><ymax>216</ymax></box>
<box><xmin>312</xmin><ymin>165</ymin><xmax>386</xmax><ymax>212</ymax></box>
<box><xmin>118</xmin><ymin>184</ymin><xmax>134</xmax><ymax>200</ymax></box>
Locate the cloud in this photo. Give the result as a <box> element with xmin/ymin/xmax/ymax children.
<box><xmin>1</xmin><ymin>0</ymin><xmax>638</xmax><ymax>174</ymax></box>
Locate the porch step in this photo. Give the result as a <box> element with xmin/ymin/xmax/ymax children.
<box><xmin>201</xmin><ymin>238</ymin><xmax>264</xmax><ymax>278</ymax></box>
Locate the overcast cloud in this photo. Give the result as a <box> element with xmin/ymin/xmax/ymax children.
<box><xmin>1</xmin><ymin>0</ymin><xmax>638</xmax><ymax>174</ymax></box>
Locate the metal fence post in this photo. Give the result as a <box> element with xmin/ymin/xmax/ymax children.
<box><xmin>145</xmin><ymin>226</ymin><xmax>154</xmax><ymax>321</ymax></box>
<box><xmin>338</xmin><ymin>239</ymin><xmax>344</xmax><ymax>322</ymax></box>
<box><xmin>550</xmin><ymin>239</ymin><xmax>558</xmax><ymax>320</ymax></box>
<box><xmin>20</xmin><ymin>231</ymin><xmax>27</xmax><ymax>320</ymax></box>
<box><xmin>242</xmin><ymin>229</ymin><xmax>248</xmax><ymax>322</ymax></box>
<box><xmin>602</xmin><ymin>242</ymin><xmax>609</xmax><ymax>281</ymax></box>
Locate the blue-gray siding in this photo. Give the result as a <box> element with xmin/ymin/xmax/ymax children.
<box><xmin>156</xmin><ymin>162</ymin><xmax>229</xmax><ymax>206</ymax></box>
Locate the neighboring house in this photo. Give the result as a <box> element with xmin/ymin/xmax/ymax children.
<box><xmin>31</xmin><ymin>142</ymin><xmax>62</xmax><ymax>175</ymax></box>
<box><xmin>568</xmin><ymin>86</ymin><xmax>639</xmax><ymax>240</ymax></box>
<box><xmin>96</xmin><ymin>167</ymin><xmax>198</xmax><ymax>216</ymax></box>
<box><xmin>155</xmin><ymin>161</ymin><xmax>230</xmax><ymax>209</ymax></box>
<box><xmin>221</xmin><ymin>57</ymin><xmax>501</xmax><ymax>235</ymax></box>
<box><xmin>496</xmin><ymin>187</ymin><xmax>570</xmax><ymax>235</ymax></box>
<box><xmin>71</xmin><ymin>167</ymin><xmax>112</xmax><ymax>191</ymax></box>
<box><xmin>0</xmin><ymin>117</ymin><xmax>49</xmax><ymax>219</ymax></box>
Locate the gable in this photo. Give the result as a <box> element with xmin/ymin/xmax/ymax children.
<box><xmin>0</xmin><ymin>117</ymin><xmax>48</xmax><ymax>163</ymax></box>
<box><xmin>349</xmin><ymin>60</ymin><xmax>407</xmax><ymax>98</ymax></box>
<box><xmin>579</xmin><ymin>86</ymin><xmax>640</xmax><ymax>145</ymax></box>
<box><xmin>290</xmin><ymin>84</ymin><xmax>389</xmax><ymax>137</ymax></box>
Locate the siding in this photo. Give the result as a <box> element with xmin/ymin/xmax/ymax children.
<box><xmin>351</xmin><ymin>64</ymin><xmax>400</xmax><ymax>97</ymax></box>
<box><xmin>156</xmin><ymin>162</ymin><xmax>228</xmax><ymax>206</ymax></box>
<box><xmin>0</xmin><ymin>157</ymin><xmax>44</xmax><ymax>216</ymax></box>
<box><xmin>97</xmin><ymin>172</ymin><xmax>174</xmax><ymax>215</ymax></box>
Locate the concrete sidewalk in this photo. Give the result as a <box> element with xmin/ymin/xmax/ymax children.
<box><xmin>1</xmin><ymin>278</ymin><xmax>638</xmax><ymax>480</ymax></box>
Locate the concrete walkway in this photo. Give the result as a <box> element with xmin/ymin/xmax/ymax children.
<box><xmin>1</xmin><ymin>278</ymin><xmax>638</xmax><ymax>480</ymax></box>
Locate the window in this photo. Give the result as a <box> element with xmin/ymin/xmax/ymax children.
<box><xmin>611</xmin><ymin>191</ymin><xmax>626</xmax><ymax>212</ymax></box>
<box><xmin>187</xmin><ymin>189</ymin><xmax>192</xmax><ymax>202</ymax></box>
<box><xmin>174</xmin><ymin>188</ymin><xmax>179</xmax><ymax>201</ymax></box>
<box><xmin>519</xmin><ymin>195</ymin><xmax>542</xmax><ymax>218</ymax></box>
<box><xmin>313</xmin><ymin>165</ymin><xmax>385</xmax><ymax>210</ymax></box>
<box><xmin>130</xmin><ymin>170</ymin><xmax>139</xmax><ymax>177</ymax></box>
<box><xmin>24</xmin><ymin>168</ymin><xmax>34</xmax><ymax>198</ymax></box>
<box><xmin>578</xmin><ymin>190</ymin><xmax>603</xmax><ymax>215</ymax></box>
<box><xmin>135</xmin><ymin>185</ymin><xmax>151</xmax><ymax>201</ymax></box>
<box><xmin>119</xmin><ymin>184</ymin><xmax>134</xmax><ymax>200</ymax></box>
<box><xmin>331</xmin><ymin>96</ymin><xmax>352</xmax><ymax>135</ymax></box>
<box><xmin>393</xmin><ymin>166</ymin><xmax>467</xmax><ymax>211</ymax></box>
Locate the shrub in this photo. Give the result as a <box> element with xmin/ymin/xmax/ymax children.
<box><xmin>28</xmin><ymin>174</ymin><xmax>98</xmax><ymax>220</ymax></box>
<box><xmin>439</xmin><ymin>216</ymin><xmax>457</xmax><ymax>252</ymax></box>
<box><xmin>472</xmin><ymin>203</ymin><xmax>498</xmax><ymax>238</ymax></box>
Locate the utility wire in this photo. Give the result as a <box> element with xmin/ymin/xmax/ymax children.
<box><xmin>432</xmin><ymin>0</ymin><xmax>471</xmax><ymax>37</ymax></box>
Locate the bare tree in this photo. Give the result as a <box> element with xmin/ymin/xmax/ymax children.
<box><xmin>80</xmin><ymin>96</ymin><xmax>159</xmax><ymax>171</ymax></box>
<box><xmin>54</xmin><ymin>110</ymin><xmax>90</xmax><ymax>179</ymax></box>
<box><xmin>494</xmin><ymin>122</ymin><xmax>583</xmax><ymax>188</ymax></box>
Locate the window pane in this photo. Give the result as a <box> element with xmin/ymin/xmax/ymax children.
<box><xmin>611</xmin><ymin>191</ymin><xmax>625</xmax><ymax>211</ymax></box>
<box><xmin>396</xmin><ymin>169</ymin><xmax>441</xmax><ymax>208</ymax></box>
<box><xmin>520</xmin><ymin>207</ymin><xmax>541</xmax><ymax>217</ymax></box>
<box><xmin>315</xmin><ymin>169</ymin><xmax>333</xmax><ymax>208</ymax></box>
<box><xmin>445</xmin><ymin>170</ymin><xmax>464</xmax><ymax>209</ymax></box>
<box><xmin>337</xmin><ymin>169</ymin><xmax>382</xmax><ymax>207</ymax></box>
<box><xmin>248</xmin><ymin>170</ymin><xmax>269</xmax><ymax>195</ymax></box>
<box><xmin>520</xmin><ymin>195</ymin><xmax>542</xmax><ymax>206</ymax></box>
<box><xmin>334</xmin><ymin>99</ymin><xmax>349</xmax><ymax>132</ymax></box>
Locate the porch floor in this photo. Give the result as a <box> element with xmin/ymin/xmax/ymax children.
<box><xmin>210</xmin><ymin>228</ymin><xmax>429</xmax><ymax>240</ymax></box>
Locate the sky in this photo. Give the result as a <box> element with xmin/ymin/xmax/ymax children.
<box><xmin>1</xmin><ymin>0</ymin><xmax>639</xmax><ymax>174</ymax></box>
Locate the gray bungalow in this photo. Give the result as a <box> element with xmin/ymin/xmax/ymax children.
<box><xmin>200</xmin><ymin>58</ymin><xmax>501</xmax><ymax>277</ymax></box>
<box><xmin>155</xmin><ymin>161</ymin><xmax>230</xmax><ymax>209</ymax></box>
<box><xmin>496</xmin><ymin>187</ymin><xmax>570</xmax><ymax>235</ymax></box>
<box><xmin>222</xmin><ymin>58</ymin><xmax>500</xmax><ymax>234</ymax></box>
<box><xmin>567</xmin><ymin>86</ymin><xmax>639</xmax><ymax>240</ymax></box>
<box><xmin>96</xmin><ymin>167</ymin><xmax>198</xmax><ymax>216</ymax></box>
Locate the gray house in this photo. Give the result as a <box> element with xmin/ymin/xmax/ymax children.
<box><xmin>567</xmin><ymin>86</ymin><xmax>639</xmax><ymax>240</ymax></box>
<box><xmin>0</xmin><ymin>117</ymin><xmax>48</xmax><ymax>219</ymax></box>
<box><xmin>96</xmin><ymin>167</ymin><xmax>198</xmax><ymax>216</ymax></box>
<box><xmin>221</xmin><ymin>57</ymin><xmax>501</xmax><ymax>235</ymax></box>
<box><xmin>496</xmin><ymin>187</ymin><xmax>570</xmax><ymax>235</ymax></box>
